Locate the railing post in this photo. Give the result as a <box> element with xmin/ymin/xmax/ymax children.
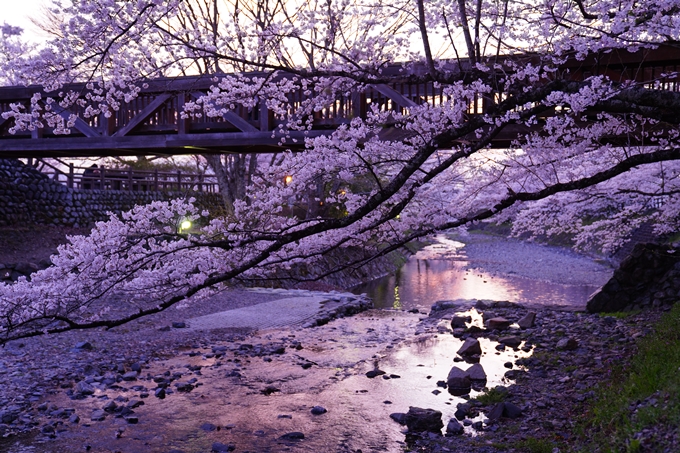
<box><xmin>69</xmin><ymin>163</ymin><xmax>74</xmax><ymax>189</ymax></box>
<box><xmin>128</xmin><ymin>167</ymin><xmax>133</xmax><ymax>191</ymax></box>
<box><xmin>100</xmin><ymin>167</ymin><xmax>106</xmax><ymax>190</ymax></box>
<box><xmin>154</xmin><ymin>170</ymin><xmax>159</xmax><ymax>192</ymax></box>
<box><xmin>177</xmin><ymin>171</ymin><xmax>182</xmax><ymax>191</ymax></box>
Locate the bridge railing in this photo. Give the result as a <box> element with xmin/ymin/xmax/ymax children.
<box><xmin>32</xmin><ymin>159</ymin><xmax>219</xmax><ymax>193</ymax></box>
<box><xmin>2</xmin><ymin>46</ymin><xmax>680</xmax><ymax>157</ymax></box>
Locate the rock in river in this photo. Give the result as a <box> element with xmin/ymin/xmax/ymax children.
<box><xmin>457</xmin><ymin>338</ymin><xmax>482</xmax><ymax>356</ymax></box>
<box><xmin>446</xmin><ymin>367</ymin><xmax>471</xmax><ymax>396</ymax></box>
<box><xmin>404</xmin><ymin>407</ymin><xmax>444</xmax><ymax>433</ymax></box>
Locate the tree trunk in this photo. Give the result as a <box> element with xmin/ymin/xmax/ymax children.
<box><xmin>204</xmin><ymin>153</ymin><xmax>259</xmax><ymax>217</ymax></box>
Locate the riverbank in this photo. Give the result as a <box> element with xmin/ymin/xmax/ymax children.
<box><xmin>1</xmin><ymin>229</ymin><xmax>673</xmax><ymax>452</ymax></box>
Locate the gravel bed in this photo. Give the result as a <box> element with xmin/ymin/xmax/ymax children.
<box><xmin>457</xmin><ymin>233</ymin><xmax>612</xmax><ymax>287</ymax></box>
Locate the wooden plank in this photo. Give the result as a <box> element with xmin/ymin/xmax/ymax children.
<box><xmin>259</xmin><ymin>100</ymin><xmax>270</xmax><ymax>131</ymax></box>
<box><xmin>371</xmin><ymin>84</ymin><xmax>418</xmax><ymax>108</ymax></box>
<box><xmin>177</xmin><ymin>94</ymin><xmax>190</xmax><ymax>135</ymax></box>
<box><xmin>189</xmin><ymin>92</ymin><xmax>258</xmax><ymax>132</ymax></box>
<box><xmin>222</xmin><ymin>110</ymin><xmax>258</xmax><ymax>132</ymax></box>
<box><xmin>56</xmin><ymin>108</ymin><xmax>100</xmax><ymax>137</ymax></box>
<box><xmin>113</xmin><ymin>93</ymin><xmax>172</xmax><ymax>137</ymax></box>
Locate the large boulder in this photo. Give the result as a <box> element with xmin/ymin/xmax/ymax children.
<box><xmin>447</xmin><ymin>366</ymin><xmax>471</xmax><ymax>396</ymax></box>
<box><xmin>467</xmin><ymin>363</ymin><xmax>487</xmax><ymax>382</ymax></box>
<box><xmin>457</xmin><ymin>338</ymin><xmax>482</xmax><ymax>356</ymax></box>
<box><xmin>404</xmin><ymin>407</ymin><xmax>443</xmax><ymax>433</ymax></box>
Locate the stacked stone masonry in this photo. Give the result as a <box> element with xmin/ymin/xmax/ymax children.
<box><xmin>587</xmin><ymin>243</ymin><xmax>680</xmax><ymax>312</ymax></box>
<box><xmin>0</xmin><ymin>158</ymin><xmax>223</xmax><ymax>283</ymax></box>
<box><xmin>0</xmin><ymin>158</ymin><xmax>222</xmax><ymax>227</ymax></box>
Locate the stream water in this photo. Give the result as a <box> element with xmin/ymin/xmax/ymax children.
<box><xmin>353</xmin><ymin>235</ymin><xmax>602</xmax><ymax>311</ymax></box>
<box><xmin>0</xmin><ymin>235</ymin><xmax>610</xmax><ymax>453</ymax></box>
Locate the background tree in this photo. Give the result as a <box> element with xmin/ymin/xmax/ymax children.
<box><xmin>3</xmin><ymin>0</ymin><xmax>680</xmax><ymax>341</ymax></box>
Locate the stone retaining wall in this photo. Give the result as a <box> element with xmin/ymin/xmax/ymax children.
<box><xmin>0</xmin><ymin>158</ymin><xmax>222</xmax><ymax>227</ymax></box>
<box><xmin>587</xmin><ymin>243</ymin><xmax>680</xmax><ymax>312</ymax></box>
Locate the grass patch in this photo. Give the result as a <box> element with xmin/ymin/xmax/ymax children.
<box><xmin>473</xmin><ymin>386</ymin><xmax>508</xmax><ymax>404</ymax></box>
<box><xmin>577</xmin><ymin>303</ymin><xmax>680</xmax><ymax>452</ymax></box>
<box><xmin>515</xmin><ymin>437</ymin><xmax>554</xmax><ymax>453</ymax></box>
<box><xmin>599</xmin><ymin>310</ymin><xmax>640</xmax><ymax>319</ymax></box>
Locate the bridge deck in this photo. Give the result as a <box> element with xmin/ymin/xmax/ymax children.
<box><xmin>1</xmin><ymin>47</ymin><xmax>680</xmax><ymax>158</ymax></box>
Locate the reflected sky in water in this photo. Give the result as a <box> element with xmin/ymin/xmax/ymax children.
<box><xmin>354</xmin><ymin>236</ymin><xmax>599</xmax><ymax>310</ymax></box>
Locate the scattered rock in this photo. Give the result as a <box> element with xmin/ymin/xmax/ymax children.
<box><xmin>446</xmin><ymin>418</ymin><xmax>464</xmax><ymax>436</ymax></box>
<box><xmin>404</xmin><ymin>407</ymin><xmax>444</xmax><ymax>433</ymax></box>
<box><xmin>499</xmin><ymin>336</ymin><xmax>522</xmax><ymax>348</ymax></box>
<box><xmin>310</xmin><ymin>406</ymin><xmax>327</xmax><ymax>415</ymax></box>
<box><xmin>211</xmin><ymin>442</ymin><xmax>235</xmax><ymax>452</ymax></box>
<box><xmin>447</xmin><ymin>366</ymin><xmax>471</xmax><ymax>395</ymax></box>
<box><xmin>172</xmin><ymin>322</ymin><xmax>187</xmax><ymax>329</ymax></box>
<box><xmin>90</xmin><ymin>410</ymin><xmax>106</xmax><ymax>422</ymax></box>
<box><xmin>390</xmin><ymin>413</ymin><xmax>408</xmax><ymax>425</ymax></box>
<box><xmin>457</xmin><ymin>338</ymin><xmax>482</xmax><ymax>356</ymax></box>
<box><xmin>73</xmin><ymin>341</ymin><xmax>93</xmax><ymax>350</ymax></box>
<box><xmin>467</xmin><ymin>363</ymin><xmax>487</xmax><ymax>382</ymax></box>
<box><xmin>556</xmin><ymin>338</ymin><xmax>579</xmax><ymax>350</ymax></box>
<box><xmin>366</xmin><ymin>369</ymin><xmax>386</xmax><ymax>378</ymax></box>
<box><xmin>486</xmin><ymin>317</ymin><xmax>512</xmax><ymax>331</ymax></box>
<box><xmin>517</xmin><ymin>312</ymin><xmax>536</xmax><ymax>329</ymax></box>
<box><xmin>451</xmin><ymin>315</ymin><xmax>471</xmax><ymax>328</ymax></box>
<box><xmin>279</xmin><ymin>432</ymin><xmax>305</xmax><ymax>441</ymax></box>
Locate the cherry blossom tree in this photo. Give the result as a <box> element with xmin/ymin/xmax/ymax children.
<box><xmin>0</xmin><ymin>23</ymin><xmax>33</xmax><ymax>86</ymax></box>
<box><xmin>3</xmin><ymin>0</ymin><xmax>680</xmax><ymax>342</ymax></box>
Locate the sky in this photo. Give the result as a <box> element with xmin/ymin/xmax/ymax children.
<box><xmin>1</xmin><ymin>0</ymin><xmax>48</xmax><ymax>42</ymax></box>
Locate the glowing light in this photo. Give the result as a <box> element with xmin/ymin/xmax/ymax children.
<box><xmin>180</xmin><ymin>219</ymin><xmax>192</xmax><ymax>231</ymax></box>
<box><xmin>284</xmin><ymin>175</ymin><xmax>293</xmax><ymax>185</ymax></box>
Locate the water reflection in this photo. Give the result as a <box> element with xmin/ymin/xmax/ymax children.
<box><xmin>354</xmin><ymin>235</ymin><xmax>599</xmax><ymax>310</ymax></box>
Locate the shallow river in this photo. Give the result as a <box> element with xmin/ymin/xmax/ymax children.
<box><xmin>354</xmin><ymin>234</ymin><xmax>605</xmax><ymax>311</ymax></box>
<box><xmin>0</xmin><ymin>234</ymin><xmax>611</xmax><ymax>453</ymax></box>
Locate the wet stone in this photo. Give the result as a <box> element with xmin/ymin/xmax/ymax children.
<box><xmin>446</xmin><ymin>366</ymin><xmax>471</xmax><ymax>395</ymax></box>
<box><xmin>279</xmin><ymin>432</ymin><xmax>305</xmax><ymax>440</ymax></box>
<box><xmin>211</xmin><ymin>442</ymin><xmax>235</xmax><ymax>452</ymax></box>
<box><xmin>486</xmin><ymin>317</ymin><xmax>512</xmax><ymax>331</ymax></box>
<box><xmin>389</xmin><ymin>412</ymin><xmax>408</xmax><ymax>425</ymax></box>
<box><xmin>310</xmin><ymin>406</ymin><xmax>327</xmax><ymax>415</ymax></box>
<box><xmin>451</xmin><ymin>315</ymin><xmax>471</xmax><ymax>329</ymax></box>
<box><xmin>365</xmin><ymin>369</ymin><xmax>386</xmax><ymax>378</ymax></box>
<box><xmin>517</xmin><ymin>312</ymin><xmax>537</xmax><ymax>329</ymax></box>
<box><xmin>172</xmin><ymin>322</ymin><xmax>187</xmax><ymax>329</ymax></box>
<box><xmin>446</xmin><ymin>418</ymin><xmax>464</xmax><ymax>436</ymax></box>
<box><xmin>467</xmin><ymin>363</ymin><xmax>487</xmax><ymax>382</ymax></box>
<box><xmin>201</xmin><ymin>423</ymin><xmax>217</xmax><ymax>431</ymax></box>
<box><xmin>457</xmin><ymin>338</ymin><xmax>482</xmax><ymax>356</ymax></box>
<box><xmin>405</xmin><ymin>407</ymin><xmax>444</xmax><ymax>433</ymax></box>
<box><xmin>499</xmin><ymin>336</ymin><xmax>522</xmax><ymax>348</ymax></box>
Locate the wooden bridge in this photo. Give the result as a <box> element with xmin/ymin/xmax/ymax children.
<box><xmin>2</xmin><ymin>46</ymin><xmax>680</xmax><ymax>158</ymax></box>
<box><xmin>31</xmin><ymin>158</ymin><xmax>219</xmax><ymax>193</ymax></box>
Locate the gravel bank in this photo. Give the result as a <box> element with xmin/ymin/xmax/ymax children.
<box><xmin>457</xmin><ymin>232</ymin><xmax>612</xmax><ymax>287</ymax></box>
